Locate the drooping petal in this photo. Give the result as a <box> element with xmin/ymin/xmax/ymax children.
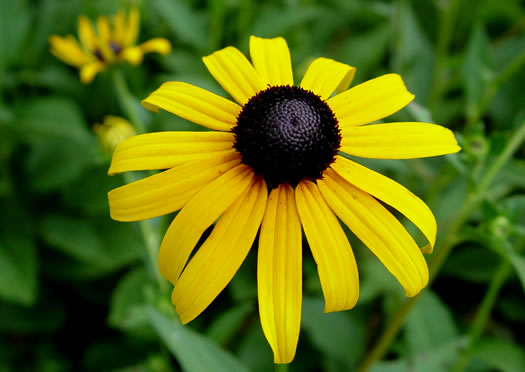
<box><xmin>138</xmin><ymin>38</ymin><xmax>172</xmax><ymax>55</ymax></box>
<box><xmin>299</xmin><ymin>57</ymin><xmax>356</xmax><ymax>100</ymax></box>
<box><xmin>109</xmin><ymin>131</ymin><xmax>237</xmax><ymax>174</ymax></box>
<box><xmin>108</xmin><ymin>152</ymin><xmax>241</xmax><ymax>222</ymax></box>
<box><xmin>173</xmin><ymin>177</ymin><xmax>267</xmax><ymax>324</ymax></box>
<box><xmin>125</xmin><ymin>8</ymin><xmax>140</xmax><ymax>47</ymax></box>
<box><xmin>49</xmin><ymin>35</ymin><xmax>93</xmax><ymax>67</ymax></box>
<box><xmin>328</xmin><ymin>74</ymin><xmax>414</xmax><ymax>127</ymax></box>
<box><xmin>202</xmin><ymin>46</ymin><xmax>266</xmax><ymax>105</ymax></box>
<box><xmin>142</xmin><ymin>81</ymin><xmax>240</xmax><ymax>131</ymax></box>
<box><xmin>258</xmin><ymin>184</ymin><xmax>302</xmax><ymax>364</ymax></box>
<box><xmin>80</xmin><ymin>61</ymin><xmax>106</xmax><ymax>84</ymax></box>
<box><xmin>77</xmin><ymin>16</ymin><xmax>97</xmax><ymax>51</ymax></box>
<box><xmin>120</xmin><ymin>46</ymin><xmax>143</xmax><ymax>65</ymax></box>
<box><xmin>340</xmin><ymin>122</ymin><xmax>461</xmax><ymax>159</ymax></box>
<box><xmin>249</xmin><ymin>36</ymin><xmax>293</xmax><ymax>86</ymax></box>
<box><xmin>295</xmin><ymin>181</ymin><xmax>359</xmax><ymax>312</ymax></box>
<box><xmin>318</xmin><ymin>168</ymin><xmax>429</xmax><ymax>297</ymax></box>
<box><xmin>332</xmin><ymin>156</ymin><xmax>436</xmax><ymax>253</ymax></box>
<box><xmin>158</xmin><ymin>164</ymin><xmax>254</xmax><ymax>284</ymax></box>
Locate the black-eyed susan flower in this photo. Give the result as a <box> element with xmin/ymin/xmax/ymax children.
<box><xmin>94</xmin><ymin>116</ymin><xmax>136</xmax><ymax>153</ymax></box>
<box><xmin>49</xmin><ymin>8</ymin><xmax>171</xmax><ymax>84</ymax></box>
<box><xmin>107</xmin><ymin>36</ymin><xmax>460</xmax><ymax>363</ymax></box>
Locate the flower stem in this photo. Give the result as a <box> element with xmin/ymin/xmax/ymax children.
<box><xmin>112</xmin><ymin>69</ymin><xmax>146</xmax><ymax>133</ymax></box>
<box><xmin>357</xmin><ymin>118</ymin><xmax>525</xmax><ymax>372</ymax></box>
<box><xmin>275</xmin><ymin>364</ymin><xmax>289</xmax><ymax>372</ymax></box>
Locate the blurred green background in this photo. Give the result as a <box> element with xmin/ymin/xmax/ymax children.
<box><xmin>1</xmin><ymin>0</ymin><xmax>525</xmax><ymax>371</ymax></box>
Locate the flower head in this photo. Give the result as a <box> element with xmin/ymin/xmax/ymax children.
<box><xmin>94</xmin><ymin>116</ymin><xmax>136</xmax><ymax>153</ymax></box>
<box><xmin>108</xmin><ymin>36</ymin><xmax>460</xmax><ymax>363</ymax></box>
<box><xmin>49</xmin><ymin>8</ymin><xmax>171</xmax><ymax>84</ymax></box>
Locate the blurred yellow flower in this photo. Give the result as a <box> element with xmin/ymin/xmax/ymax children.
<box><xmin>49</xmin><ymin>8</ymin><xmax>171</xmax><ymax>84</ymax></box>
<box><xmin>94</xmin><ymin>116</ymin><xmax>136</xmax><ymax>153</ymax></box>
<box><xmin>107</xmin><ymin>36</ymin><xmax>461</xmax><ymax>363</ymax></box>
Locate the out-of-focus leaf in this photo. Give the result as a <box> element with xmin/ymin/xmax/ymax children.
<box><xmin>507</xmin><ymin>253</ymin><xmax>525</xmax><ymax>292</ymax></box>
<box><xmin>404</xmin><ymin>290</ymin><xmax>458</xmax><ymax>355</ymax></box>
<box><xmin>40</xmin><ymin>215</ymin><xmax>142</xmax><ymax>276</ymax></box>
<box><xmin>236</xmin><ymin>321</ymin><xmax>273</xmax><ymax>372</ymax></box>
<box><xmin>24</xmin><ymin>138</ymin><xmax>95</xmax><ymax>192</ymax></box>
<box><xmin>461</xmin><ymin>24</ymin><xmax>492</xmax><ymax>124</ymax></box>
<box><xmin>108</xmin><ymin>268</ymin><xmax>154</xmax><ymax>338</ymax></box>
<box><xmin>471</xmin><ymin>338</ymin><xmax>525</xmax><ymax>372</ymax></box>
<box><xmin>302</xmin><ymin>296</ymin><xmax>366</xmax><ymax>368</ymax></box>
<box><xmin>0</xmin><ymin>0</ymin><xmax>31</xmax><ymax>67</ymax></box>
<box><xmin>442</xmin><ymin>244</ymin><xmax>498</xmax><ymax>282</ymax></box>
<box><xmin>252</xmin><ymin>5</ymin><xmax>324</xmax><ymax>39</ymax></box>
<box><xmin>13</xmin><ymin>97</ymin><xmax>93</xmax><ymax>144</ymax></box>
<box><xmin>205</xmin><ymin>302</ymin><xmax>254</xmax><ymax>345</ymax></box>
<box><xmin>148</xmin><ymin>307</ymin><xmax>251</xmax><ymax>372</ymax></box>
<box><xmin>0</xmin><ymin>201</ymin><xmax>37</xmax><ymax>306</ymax></box>
<box><xmin>0</xmin><ymin>295</ymin><xmax>65</xmax><ymax>333</ymax></box>
<box><xmin>152</xmin><ymin>0</ymin><xmax>207</xmax><ymax>52</ymax></box>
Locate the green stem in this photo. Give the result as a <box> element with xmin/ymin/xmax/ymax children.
<box><xmin>112</xmin><ymin>69</ymin><xmax>145</xmax><ymax>133</ymax></box>
<box><xmin>427</xmin><ymin>0</ymin><xmax>463</xmax><ymax>109</ymax></box>
<box><xmin>465</xmin><ymin>48</ymin><xmax>525</xmax><ymax>131</ymax></box>
<box><xmin>357</xmin><ymin>119</ymin><xmax>525</xmax><ymax>372</ymax></box>
<box><xmin>275</xmin><ymin>364</ymin><xmax>289</xmax><ymax>372</ymax></box>
<box><xmin>452</xmin><ymin>237</ymin><xmax>525</xmax><ymax>372</ymax></box>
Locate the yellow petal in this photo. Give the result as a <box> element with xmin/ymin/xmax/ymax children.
<box><xmin>332</xmin><ymin>156</ymin><xmax>436</xmax><ymax>253</ymax></box>
<box><xmin>328</xmin><ymin>73</ymin><xmax>414</xmax><ymax>127</ymax></box>
<box><xmin>139</xmin><ymin>38</ymin><xmax>172</xmax><ymax>55</ymax></box>
<box><xmin>295</xmin><ymin>181</ymin><xmax>359</xmax><ymax>312</ymax></box>
<box><xmin>125</xmin><ymin>8</ymin><xmax>140</xmax><ymax>47</ymax></box>
<box><xmin>108</xmin><ymin>152</ymin><xmax>241</xmax><ymax>222</ymax></box>
<box><xmin>258</xmin><ymin>184</ymin><xmax>302</xmax><ymax>364</ymax></box>
<box><xmin>49</xmin><ymin>35</ymin><xmax>93</xmax><ymax>67</ymax></box>
<box><xmin>158</xmin><ymin>164</ymin><xmax>254</xmax><ymax>284</ymax></box>
<box><xmin>113</xmin><ymin>10</ymin><xmax>125</xmax><ymax>45</ymax></box>
<box><xmin>121</xmin><ymin>46</ymin><xmax>143</xmax><ymax>65</ymax></box>
<box><xmin>173</xmin><ymin>177</ymin><xmax>267</xmax><ymax>324</ymax></box>
<box><xmin>109</xmin><ymin>131</ymin><xmax>236</xmax><ymax>174</ymax></box>
<box><xmin>299</xmin><ymin>57</ymin><xmax>356</xmax><ymax>100</ymax></box>
<box><xmin>249</xmin><ymin>36</ymin><xmax>293</xmax><ymax>86</ymax></box>
<box><xmin>142</xmin><ymin>81</ymin><xmax>240</xmax><ymax>131</ymax></box>
<box><xmin>96</xmin><ymin>16</ymin><xmax>114</xmax><ymax>62</ymax></box>
<box><xmin>80</xmin><ymin>61</ymin><xmax>106</xmax><ymax>84</ymax></box>
<box><xmin>318</xmin><ymin>168</ymin><xmax>429</xmax><ymax>297</ymax></box>
<box><xmin>202</xmin><ymin>46</ymin><xmax>266</xmax><ymax>105</ymax></box>
<box><xmin>77</xmin><ymin>16</ymin><xmax>97</xmax><ymax>51</ymax></box>
<box><xmin>340</xmin><ymin>122</ymin><xmax>461</xmax><ymax>159</ymax></box>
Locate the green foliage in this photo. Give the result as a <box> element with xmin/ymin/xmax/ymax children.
<box><xmin>1</xmin><ymin>0</ymin><xmax>525</xmax><ymax>371</ymax></box>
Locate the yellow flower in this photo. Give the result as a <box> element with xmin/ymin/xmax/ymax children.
<box><xmin>107</xmin><ymin>36</ymin><xmax>460</xmax><ymax>363</ymax></box>
<box><xmin>49</xmin><ymin>8</ymin><xmax>171</xmax><ymax>84</ymax></box>
<box><xmin>94</xmin><ymin>116</ymin><xmax>136</xmax><ymax>153</ymax></box>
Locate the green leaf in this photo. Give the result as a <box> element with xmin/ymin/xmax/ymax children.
<box><xmin>0</xmin><ymin>201</ymin><xmax>37</xmax><ymax>306</ymax></box>
<box><xmin>205</xmin><ymin>302</ymin><xmax>254</xmax><ymax>345</ymax></box>
<box><xmin>404</xmin><ymin>290</ymin><xmax>458</xmax><ymax>355</ymax></box>
<box><xmin>152</xmin><ymin>0</ymin><xmax>208</xmax><ymax>52</ymax></box>
<box><xmin>148</xmin><ymin>307</ymin><xmax>251</xmax><ymax>372</ymax></box>
<box><xmin>0</xmin><ymin>295</ymin><xmax>65</xmax><ymax>333</ymax></box>
<box><xmin>252</xmin><ymin>6</ymin><xmax>324</xmax><ymax>39</ymax></box>
<box><xmin>507</xmin><ymin>253</ymin><xmax>525</xmax><ymax>292</ymax></box>
<box><xmin>471</xmin><ymin>338</ymin><xmax>525</xmax><ymax>372</ymax></box>
<box><xmin>13</xmin><ymin>97</ymin><xmax>93</xmax><ymax>145</ymax></box>
<box><xmin>0</xmin><ymin>0</ymin><xmax>31</xmax><ymax>67</ymax></box>
<box><xmin>0</xmin><ymin>234</ymin><xmax>37</xmax><ymax>306</ymax></box>
<box><xmin>108</xmin><ymin>268</ymin><xmax>155</xmax><ymax>338</ymax></box>
<box><xmin>301</xmin><ymin>296</ymin><xmax>366</xmax><ymax>367</ymax></box>
<box><xmin>442</xmin><ymin>244</ymin><xmax>499</xmax><ymax>282</ymax></box>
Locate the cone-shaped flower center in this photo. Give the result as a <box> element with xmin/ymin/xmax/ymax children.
<box><xmin>234</xmin><ymin>85</ymin><xmax>341</xmax><ymax>189</ymax></box>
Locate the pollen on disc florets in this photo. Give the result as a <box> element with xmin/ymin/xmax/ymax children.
<box><xmin>233</xmin><ymin>85</ymin><xmax>341</xmax><ymax>189</ymax></box>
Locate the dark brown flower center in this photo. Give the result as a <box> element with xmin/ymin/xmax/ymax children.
<box><xmin>233</xmin><ymin>85</ymin><xmax>341</xmax><ymax>189</ymax></box>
